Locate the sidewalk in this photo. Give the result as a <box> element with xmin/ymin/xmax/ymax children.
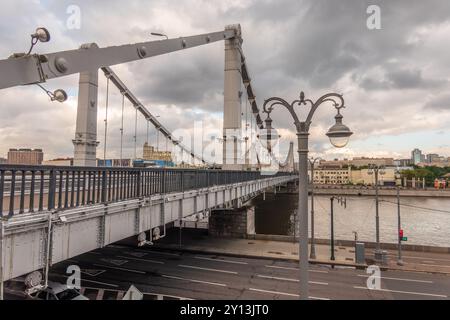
<box><xmin>154</xmin><ymin>229</ymin><xmax>450</xmax><ymax>275</ymax></box>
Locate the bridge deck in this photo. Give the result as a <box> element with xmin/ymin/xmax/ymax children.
<box><xmin>0</xmin><ymin>165</ymin><xmax>296</xmax><ymax>283</ymax></box>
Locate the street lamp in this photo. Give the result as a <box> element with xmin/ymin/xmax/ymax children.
<box><xmin>308</xmin><ymin>157</ymin><xmax>321</xmax><ymax>260</ymax></box>
<box><xmin>326</xmin><ymin>108</ymin><xmax>353</xmax><ymax>148</ymax></box>
<box><xmin>263</xmin><ymin>91</ymin><xmax>353</xmax><ymax>300</ymax></box>
<box><xmin>367</xmin><ymin>164</ymin><xmax>386</xmax><ymax>263</ymax></box>
<box><xmin>395</xmin><ymin>172</ymin><xmax>404</xmax><ymax>266</ymax></box>
<box><xmin>257</xmin><ymin>112</ymin><xmax>281</xmax><ymax>171</ymax></box>
<box><xmin>36</xmin><ymin>84</ymin><xmax>68</xmax><ymax>103</ymax></box>
<box><xmin>27</xmin><ymin>27</ymin><xmax>51</xmax><ymax>55</ymax></box>
<box><xmin>32</xmin><ymin>27</ymin><xmax>51</xmax><ymax>43</ymax></box>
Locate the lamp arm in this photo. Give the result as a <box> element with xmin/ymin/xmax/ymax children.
<box><xmin>263</xmin><ymin>97</ymin><xmax>301</xmax><ymax>127</ymax></box>
<box><xmin>303</xmin><ymin>93</ymin><xmax>345</xmax><ymax>128</ymax></box>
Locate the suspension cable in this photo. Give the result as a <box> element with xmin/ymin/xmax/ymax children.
<box><xmin>103</xmin><ymin>77</ymin><xmax>110</xmax><ymax>163</ymax></box>
<box><xmin>120</xmin><ymin>92</ymin><xmax>125</xmax><ymax>167</ymax></box>
<box><xmin>245</xmin><ymin>91</ymin><xmax>248</xmax><ymax>136</ymax></box>
<box><xmin>245</xmin><ymin>90</ymin><xmax>249</xmax><ymax>165</ymax></box>
<box><xmin>100</xmin><ymin>68</ymin><xmax>212</xmax><ymax>166</ymax></box>
<box><xmin>250</xmin><ymin>104</ymin><xmax>253</xmax><ymax>148</ymax></box>
<box><xmin>201</xmin><ymin>124</ymin><xmax>204</xmax><ymax>162</ymax></box>
<box><xmin>134</xmin><ymin>107</ymin><xmax>138</xmax><ymax>160</ymax></box>
<box><xmin>156</xmin><ymin>128</ymin><xmax>160</xmax><ymax>152</ymax></box>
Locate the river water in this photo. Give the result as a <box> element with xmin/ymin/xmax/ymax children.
<box><xmin>251</xmin><ymin>193</ymin><xmax>450</xmax><ymax>247</ymax></box>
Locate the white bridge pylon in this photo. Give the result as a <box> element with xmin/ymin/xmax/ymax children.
<box><xmin>0</xmin><ymin>24</ymin><xmax>292</xmax><ymax>169</ymax></box>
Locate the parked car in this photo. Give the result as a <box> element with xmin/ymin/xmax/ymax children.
<box><xmin>27</xmin><ymin>281</ymin><xmax>88</xmax><ymax>300</ymax></box>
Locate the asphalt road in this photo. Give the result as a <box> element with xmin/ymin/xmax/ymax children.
<box><xmin>26</xmin><ymin>244</ymin><xmax>449</xmax><ymax>300</ymax></box>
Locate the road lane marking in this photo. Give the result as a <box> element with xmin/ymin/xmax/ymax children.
<box><xmin>416</xmin><ymin>263</ymin><xmax>450</xmax><ymax>268</ymax></box>
<box><xmin>333</xmin><ymin>265</ymin><xmax>356</xmax><ymax>270</ymax></box>
<box><xmin>106</xmin><ymin>245</ymin><xmax>180</xmax><ymax>256</ymax></box>
<box><xmin>249</xmin><ymin>287</ymin><xmax>298</xmax><ymax>297</ymax></box>
<box><xmin>265</xmin><ymin>265</ymin><xmax>298</xmax><ymax>271</ymax></box>
<box><xmin>248</xmin><ymin>288</ymin><xmax>330</xmax><ymax>300</ymax></box>
<box><xmin>195</xmin><ymin>256</ymin><xmax>248</xmax><ymax>265</ymax></box>
<box><xmin>178</xmin><ymin>264</ymin><xmax>238</xmax><ymax>274</ymax></box>
<box><xmin>123</xmin><ymin>251</ymin><xmax>148</xmax><ymax>258</ymax></box>
<box><xmin>146</xmin><ymin>250</ymin><xmax>180</xmax><ymax>256</ymax></box>
<box><xmin>162</xmin><ymin>274</ymin><xmax>227</xmax><ymax>287</ymax></box>
<box><xmin>100</xmin><ymin>258</ymin><xmax>128</xmax><ymax>266</ymax></box>
<box><xmin>93</xmin><ymin>263</ymin><xmax>146</xmax><ymax>274</ymax></box>
<box><xmin>353</xmin><ymin>286</ymin><xmax>447</xmax><ymax>298</ymax></box>
<box><xmin>256</xmin><ymin>274</ymin><xmax>328</xmax><ymax>286</ymax></box>
<box><xmin>265</xmin><ymin>265</ymin><xmax>329</xmax><ymax>273</ymax></box>
<box><xmin>81</xmin><ymin>269</ymin><xmax>107</xmax><ymax>277</ymax></box>
<box><xmin>357</xmin><ymin>275</ymin><xmax>433</xmax><ymax>284</ymax></box>
<box><xmin>81</xmin><ymin>279</ymin><xmax>119</xmax><ymax>288</ymax></box>
<box><xmin>117</xmin><ymin>255</ymin><xmax>165</xmax><ymax>265</ymax></box>
<box><xmin>50</xmin><ymin>274</ymin><xmax>119</xmax><ymax>288</ymax></box>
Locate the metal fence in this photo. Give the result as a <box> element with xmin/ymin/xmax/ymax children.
<box><xmin>0</xmin><ymin>165</ymin><xmax>293</xmax><ymax>217</ymax></box>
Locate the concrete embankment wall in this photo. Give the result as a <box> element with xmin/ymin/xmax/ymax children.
<box><xmin>272</xmin><ymin>187</ymin><xmax>450</xmax><ymax>198</ymax></box>
<box><xmin>248</xmin><ymin>234</ymin><xmax>450</xmax><ymax>254</ymax></box>
<box><xmin>312</xmin><ymin>188</ymin><xmax>450</xmax><ymax>198</ymax></box>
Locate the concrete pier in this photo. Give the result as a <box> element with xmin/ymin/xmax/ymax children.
<box><xmin>209</xmin><ymin>206</ymin><xmax>255</xmax><ymax>238</ymax></box>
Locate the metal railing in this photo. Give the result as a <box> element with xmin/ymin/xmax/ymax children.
<box><xmin>0</xmin><ymin>165</ymin><xmax>293</xmax><ymax>217</ymax></box>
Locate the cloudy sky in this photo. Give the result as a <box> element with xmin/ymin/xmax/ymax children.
<box><xmin>0</xmin><ymin>0</ymin><xmax>450</xmax><ymax>162</ymax></box>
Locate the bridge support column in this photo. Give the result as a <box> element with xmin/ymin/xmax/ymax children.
<box><xmin>209</xmin><ymin>206</ymin><xmax>255</xmax><ymax>239</ymax></box>
<box><xmin>73</xmin><ymin>44</ymin><xmax>100</xmax><ymax>167</ymax></box>
<box><xmin>223</xmin><ymin>25</ymin><xmax>243</xmax><ymax>170</ymax></box>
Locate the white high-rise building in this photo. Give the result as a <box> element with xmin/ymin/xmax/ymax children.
<box><xmin>411</xmin><ymin>148</ymin><xmax>423</xmax><ymax>165</ymax></box>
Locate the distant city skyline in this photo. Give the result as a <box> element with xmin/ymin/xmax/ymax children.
<box><xmin>1</xmin><ymin>144</ymin><xmax>450</xmax><ymax>164</ymax></box>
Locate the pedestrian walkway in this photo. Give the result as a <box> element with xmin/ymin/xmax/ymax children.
<box><xmin>154</xmin><ymin>229</ymin><xmax>450</xmax><ymax>275</ymax></box>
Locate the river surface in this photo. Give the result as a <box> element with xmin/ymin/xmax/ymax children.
<box><xmin>251</xmin><ymin>193</ymin><xmax>450</xmax><ymax>247</ymax></box>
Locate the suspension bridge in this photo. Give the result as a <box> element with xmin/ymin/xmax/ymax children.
<box><xmin>0</xmin><ymin>24</ymin><xmax>298</xmax><ymax>296</ymax></box>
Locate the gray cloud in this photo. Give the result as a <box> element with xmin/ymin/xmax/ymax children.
<box><xmin>425</xmin><ymin>93</ymin><xmax>450</xmax><ymax>111</ymax></box>
<box><xmin>1</xmin><ymin>0</ymin><xmax>450</xmax><ymax>161</ymax></box>
<box><xmin>360</xmin><ymin>68</ymin><xmax>448</xmax><ymax>91</ymax></box>
<box><xmin>131</xmin><ymin>48</ymin><xmax>224</xmax><ymax>110</ymax></box>
<box><xmin>274</xmin><ymin>0</ymin><xmax>450</xmax><ymax>89</ymax></box>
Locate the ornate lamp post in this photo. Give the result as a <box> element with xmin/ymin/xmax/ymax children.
<box><xmin>368</xmin><ymin>164</ymin><xmax>386</xmax><ymax>263</ymax></box>
<box><xmin>262</xmin><ymin>91</ymin><xmax>353</xmax><ymax>300</ymax></box>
